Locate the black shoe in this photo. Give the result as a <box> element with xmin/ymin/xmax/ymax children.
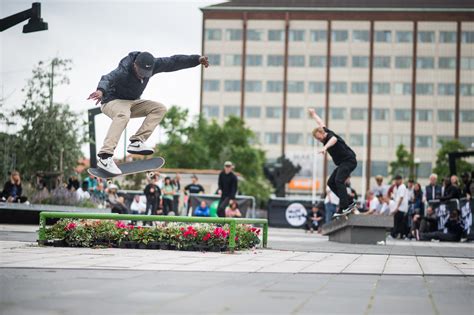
<box><xmin>341</xmin><ymin>202</ymin><xmax>356</xmax><ymax>215</ymax></box>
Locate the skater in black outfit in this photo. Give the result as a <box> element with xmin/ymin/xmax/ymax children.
<box><xmin>309</xmin><ymin>108</ymin><xmax>357</xmax><ymax>216</ymax></box>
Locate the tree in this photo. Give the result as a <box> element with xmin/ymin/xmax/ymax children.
<box><xmin>13</xmin><ymin>58</ymin><xmax>86</xmax><ymax>181</ymax></box>
<box><xmin>433</xmin><ymin>139</ymin><xmax>473</xmax><ymax>180</ymax></box>
<box><xmin>156</xmin><ymin>106</ymin><xmax>272</xmax><ymax>206</ymax></box>
<box><xmin>389</xmin><ymin>144</ymin><xmax>414</xmax><ymax>180</ymax></box>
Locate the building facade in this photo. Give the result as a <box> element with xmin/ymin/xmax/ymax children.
<box><xmin>200</xmin><ymin>0</ymin><xmax>474</xmax><ymax>192</ymax></box>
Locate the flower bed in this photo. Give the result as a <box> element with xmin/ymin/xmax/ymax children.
<box><xmin>39</xmin><ymin>219</ymin><xmax>261</xmax><ymax>251</ymax></box>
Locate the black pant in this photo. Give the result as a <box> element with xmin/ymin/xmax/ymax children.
<box><xmin>327</xmin><ymin>159</ymin><xmax>357</xmax><ymax>210</ymax></box>
<box><xmin>391</xmin><ymin>211</ymin><xmax>408</xmax><ymax>238</ymax></box>
<box><xmin>420</xmin><ymin>231</ymin><xmax>460</xmax><ymax>242</ymax></box>
<box><xmin>217</xmin><ymin>197</ymin><xmax>231</xmax><ymax>217</ymax></box>
<box><xmin>162</xmin><ymin>199</ymin><xmax>173</xmax><ymax>215</ymax></box>
<box><xmin>145</xmin><ymin>199</ymin><xmax>158</xmax><ymax>216</ymax></box>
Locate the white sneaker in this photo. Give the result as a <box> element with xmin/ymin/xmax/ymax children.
<box><xmin>127</xmin><ymin>141</ymin><xmax>154</xmax><ymax>155</ymax></box>
<box><xmin>97</xmin><ymin>156</ymin><xmax>122</xmax><ymax>175</ymax></box>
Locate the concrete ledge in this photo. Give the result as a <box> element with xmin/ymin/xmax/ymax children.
<box><xmin>321</xmin><ymin>215</ymin><xmax>393</xmax><ymax>245</ymax></box>
<box><xmin>0</xmin><ymin>203</ymin><xmax>110</xmax><ymax>224</ymax></box>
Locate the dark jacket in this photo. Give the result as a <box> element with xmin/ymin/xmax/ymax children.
<box><xmin>445</xmin><ymin>218</ymin><xmax>464</xmax><ymax>240</ymax></box>
<box><xmin>97</xmin><ymin>52</ymin><xmax>201</xmax><ymax>104</ymax></box>
<box><xmin>144</xmin><ymin>184</ymin><xmax>161</xmax><ymax>202</ymax></box>
<box><xmin>2</xmin><ymin>181</ymin><xmax>22</xmax><ymax>199</ymax></box>
<box><xmin>425</xmin><ymin>184</ymin><xmax>442</xmax><ymax>202</ymax></box>
<box><xmin>440</xmin><ymin>184</ymin><xmax>462</xmax><ymax>201</ymax></box>
<box><xmin>218</xmin><ymin>171</ymin><xmax>238</xmax><ymax>199</ymax></box>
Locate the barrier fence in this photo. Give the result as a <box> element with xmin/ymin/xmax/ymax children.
<box><xmin>38</xmin><ymin>212</ymin><xmax>268</xmax><ymax>253</ymax></box>
<box><xmin>428</xmin><ymin>198</ymin><xmax>473</xmax><ymax>234</ymax></box>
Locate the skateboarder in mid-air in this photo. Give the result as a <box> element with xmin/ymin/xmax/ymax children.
<box><xmin>88</xmin><ymin>51</ymin><xmax>209</xmax><ymax>175</ymax></box>
<box><xmin>308</xmin><ymin>108</ymin><xmax>357</xmax><ymax>216</ymax></box>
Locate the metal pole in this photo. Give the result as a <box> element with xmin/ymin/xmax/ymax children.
<box><xmin>311</xmin><ymin>138</ymin><xmax>317</xmax><ymax>204</ymax></box>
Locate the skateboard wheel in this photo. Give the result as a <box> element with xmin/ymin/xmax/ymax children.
<box><xmin>107</xmin><ymin>179</ymin><xmax>112</xmax><ymax>185</ymax></box>
<box><xmin>147</xmin><ymin>172</ymin><xmax>154</xmax><ymax>179</ymax></box>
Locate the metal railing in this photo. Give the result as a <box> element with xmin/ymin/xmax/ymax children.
<box><xmin>38</xmin><ymin>212</ymin><xmax>268</xmax><ymax>253</ymax></box>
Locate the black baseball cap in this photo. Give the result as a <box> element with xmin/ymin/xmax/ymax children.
<box><xmin>135</xmin><ymin>52</ymin><xmax>155</xmax><ymax>77</ymax></box>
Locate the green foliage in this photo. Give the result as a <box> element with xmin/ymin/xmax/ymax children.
<box><xmin>433</xmin><ymin>140</ymin><xmax>473</xmax><ymax>180</ymax></box>
<box><xmin>156</xmin><ymin>107</ymin><xmax>272</xmax><ymax>205</ymax></box>
<box><xmin>389</xmin><ymin>144</ymin><xmax>414</xmax><ymax>180</ymax></box>
<box><xmin>12</xmin><ymin>58</ymin><xmax>85</xmax><ymax>181</ymax></box>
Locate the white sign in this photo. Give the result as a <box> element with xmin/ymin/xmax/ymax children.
<box><xmin>285</xmin><ymin>203</ymin><xmax>308</xmax><ymax>227</ymax></box>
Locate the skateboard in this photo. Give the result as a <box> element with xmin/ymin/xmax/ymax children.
<box><xmin>332</xmin><ymin>205</ymin><xmax>358</xmax><ymax>220</ymax></box>
<box><xmin>88</xmin><ymin>157</ymin><xmax>165</xmax><ymax>182</ymax></box>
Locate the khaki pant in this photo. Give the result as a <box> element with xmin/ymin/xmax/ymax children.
<box><xmin>99</xmin><ymin>99</ymin><xmax>167</xmax><ymax>155</ymax></box>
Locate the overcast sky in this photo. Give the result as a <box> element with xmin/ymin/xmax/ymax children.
<box><xmin>1</xmin><ymin>0</ymin><xmax>221</xmax><ymax>158</ymax></box>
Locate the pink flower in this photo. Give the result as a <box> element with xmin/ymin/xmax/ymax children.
<box><xmin>64</xmin><ymin>222</ymin><xmax>77</xmax><ymax>231</ymax></box>
<box><xmin>202</xmin><ymin>233</ymin><xmax>211</xmax><ymax>241</ymax></box>
<box><xmin>126</xmin><ymin>224</ymin><xmax>134</xmax><ymax>230</ymax></box>
<box><xmin>115</xmin><ymin>221</ymin><xmax>126</xmax><ymax>229</ymax></box>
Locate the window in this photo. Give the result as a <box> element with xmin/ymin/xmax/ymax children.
<box><xmin>439</xmin><ymin>31</ymin><xmax>456</xmax><ymax>43</ymax></box>
<box><xmin>288</xmin><ymin>107</ymin><xmax>303</xmax><ymax>119</ymax></box>
<box><xmin>373</xmin><ymin>82</ymin><xmax>390</xmax><ymax>94</ymax></box>
<box><xmin>351</xmin><ymin>82</ymin><xmax>368</xmax><ymax>94</ymax></box>
<box><xmin>245</xmin><ymin>80</ymin><xmax>262</xmax><ymax>92</ymax></box>
<box><xmin>224</xmin><ymin>80</ymin><xmax>241</xmax><ymax>92</ymax></box>
<box><xmin>394</xmin><ymin>135</ymin><xmax>411</xmax><ymax>147</ymax></box>
<box><xmin>461</xmin><ymin>57</ymin><xmax>474</xmax><ymax>70</ymax></box>
<box><xmin>372</xmin><ymin>134</ymin><xmax>389</xmax><ymax>147</ymax></box>
<box><xmin>394</xmin><ymin>109</ymin><xmax>411</xmax><ymax>121</ymax></box>
<box><xmin>268</xmin><ymin>30</ymin><xmax>284</xmax><ymax>41</ymax></box>
<box><xmin>332</xmin><ymin>30</ymin><xmax>348</xmax><ymax>42</ymax></box>
<box><xmin>331</xmin><ymin>56</ymin><xmax>347</xmax><ymax>67</ymax></box>
<box><xmin>438</xmin><ymin>83</ymin><xmax>455</xmax><ymax>96</ymax></box>
<box><xmin>203</xmin><ymin>80</ymin><xmax>220</xmax><ymax>91</ymax></box>
<box><xmin>309</xmin><ymin>56</ymin><xmax>327</xmax><ymax>67</ymax></box>
<box><xmin>395</xmin><ymin>56</ymin><xmax>412</xmax><ymax>69</ymax></box>
<box><xmin>350</xmin><ymin>108</ymin><xmax>367</xmax><ymax>120</ymax></box>
<box><xmin>224</xmin><ymin>106</ymin><xmax>240</xmax><ymax>117</ymax></box>
<box><xmin>288</xmin><ymin>55</ymin><xmax>305</xmax><ymax>67</ymax></box>
<box><xmin>371</xmin><ymin>161</ymin><xmax>388</xmax><ymax>177</ymax></box>
<box><xmin>267</xmin><ymin>81</ymin><xmax>283</xmax><ymax>92</ymax></box>
<box><xmin>264</xmin><ymin>132</ymin><xmax>281</xmax><ymax>145</ymax></box>
<box><xmin>418</xmin><ymin>31</ymin><xmax>435</xmax><ymax>43</ymax></box>
<box><xmin>416</xmin><ymin>136</ymin><xmax>432</xmax><ymax>148</ymax></box>
<box><xmin>266</xmin><ymin>107</ymin><xmax>282</xmax><ymax>119</ymax></box>
<box><xmin>224</xmin><ymin>54</ymin><xmax>241</xmax><ymax>66</ymax></box>
<box><xmin>375</xmin><ymin>30</ymin><xmax>391</xmax><ymax>42</ymax></box>
<box><xmin>207</xmin><ymin>54</ymin><xmax>221</xmax><ymax>66</ymax></box>
<box><xmin>226</xmin><ymin>29</ymin><xmax>242</xmax><ymax>41</ymax></box>
<box><xmin>314</xmin><ymin>108</ymin><xmax>325</xmax><ymax>120</ymax></box>
<box><xmin>268</xmin><ymin>55</ymin><xmax>284</xmax><ymax>67</ymax></box>
<box><xmin>462</xmin><ymin>31</ymin><xmax>474</xmax><ymax>43</ymax></box>
<box><xmin>307</xmin><ymin>133</ymin><xmax>316</xmax><ymax>145</ymax></box>
<box><xmin>460</xmin><ymin>110</ymin><xmax>474</xmax><ymax>122</ymax></box>
<box><xmin>244</xmin><ymin>106</ymin><xmax>261</xmax><ymax>119</ymax></box>
<box><xmin>459</xmin><ymin>137</ymin><xmax>474</xmax><ymax>148</ymax></box>
<box><xmin>373</xmin><ymin>108</ymin><xmax>389</xmax><ymax>121</ymax></box>
<box><xmin>416</xmin><ymin>83</ymin><xmax>434</xmax><ymax>95</ymax></box>
<box><xmin>247</xmin><ymin>29</ymin><xmax>263</xmax><ymax>41</ymax></box>
<box><xmin>203</xmin><ymin>105</ymin><xmax>219</xmax><ymax>118</ymax></box>
<box><xmin>330</xmin><ymin>108</ymin><xmax>346</xmax><ymax>120</ymax></box>
<box><xmin>349</xmin><ymin>134</ymin><xmax>364</xmax><ymax>146</ymax></box>
<box><xmin>438</xmin><ymin>110</ymin><xmax>454</xmax><ymax>122</ymax></box>
<box><xmin>287</xmin><ymin>133</ymin><xmax>303</xmax><ymax>145</ymax></box>
<box><xmin>330</xmin><ymin>82</ymin><xmax>347</xmax><ymax>93</ymax></box>
<box><xmin>311</xmin><ymin>30</ymin><xmax>327</xmax><ymax>42</ymax></box>
<box><xmin>353</xmin><ymin>30</ymin><xmax>369</xmax><ymax>42</ymax></box>
<box><xmin>374</xmin><ymin>56</ymin><xmax>391</xmax><ymax>68</ymax></box>
<box><xmin>289</xmin><ymin>30</ymin><xmax>305</xmax><ymax>41</ymax></box>
<box><xmin>396</xmin><ymin>31</ymin><xmax>413</xmax><ymax>43</ymax></box>
<box><xmin>394</xmin><ymin>83</ymin><xmax>412</xmax><ymax>95</ymax></box>
<box><xmin>205</xmin><ymin>29</ymin><xmax>221</xmax><ymax>40</ymax></box>
<box><xmin>417</xmin><ymin>57</ymin><xmax>435</xmax><ymax>69</ymax></box>
<box><xmin>416</xmin><ymin>110</ymin><xmax>433</xmax><ymax>121</ymax></box>
<box><xmin>418</xmin><ymin>162</ymin><xmax>433</xmax><ymax>178</ymax></box>
<box><xmin>461</xmin><ymin>84</ymin><xmax>474</xmax><ymax>96</ymax></box>
<box><xmin>308</xmin><ymin>82</ymin><xmax>326</xmax><ymax>93</ymax></box>
<box><xmin>246</xmin><ymin>55</ymin><xmax>263</xmax><ymax>66</ymax></box>
<box><xmin>288</xmin><ymin>81</ymin><xmax>304</xmax><ymax>93</ymax></box>
<box><xmin>352</xmin><ymin>56</ymin><xmax>369</xmax><ymax>68</ymax></box>
<box><xmin>439</xmin><ymin>57</ymin><xmax>456</xmax><ymax>69</ymax></box>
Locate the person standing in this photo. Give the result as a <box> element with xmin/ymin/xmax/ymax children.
<box><xmin>87</xmin><ymin>51</ymin><xmax>209</xmax><ymax>175</ymax></box>
<box><xmin>424</xmin><ymin>173</ymin><xmax>442</xmax><ymax>203</ymax></box>
<box><xmin>391</xmin><ymin>175</ymin><xmax>409</xmax><ymax>239</ymax></box>
<box><xmin>217</xmin><ymin>161</ymin><xmax>238</xmax><ymax>218</ymax></box>
<box><xmin>162</xmin><ymin>177</ymin><xmax>175</xmax><ymax>215</ymax></box>
<box><xmin>144</xmin><ymin>179</ymin><xmax>161</xmax><ymax>218</ymax></box>
<box><xmin>184</xmin><ymin>175</ymin><xmax>205</xmax><ymax>195</ymax></box>
<box><xmin>308</xmin><ymin>108</ymin><xmax>357</xmax><ymax>216</ymax></box>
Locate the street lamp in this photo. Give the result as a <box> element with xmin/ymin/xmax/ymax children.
<box><xmin>414</xmin><ymin>157</ymin><xmax>421</xmax><ymax>181</ymax></box>
<box><xmin>0</xmin><ymin>2</ymin><xmax>48</xmax><ymax>33</ymax></box>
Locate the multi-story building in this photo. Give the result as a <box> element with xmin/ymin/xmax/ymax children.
<box><xmin>200</xmin><ymin>0</ymin><xmax>474</xmax><ymax>192</ymax></box>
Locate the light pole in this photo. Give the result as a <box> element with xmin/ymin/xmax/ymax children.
<box><xmin>414</xmin><ymin>157</ymin><xmax>421</xmax><ymax>181</ymax></box>
<box><xmin>0</xmin><ymin>2</ymin><xmax>48</xmax><ymax>33</ymax></box>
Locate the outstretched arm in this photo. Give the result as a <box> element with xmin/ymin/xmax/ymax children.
<box><xmin>308</xmin><ymin>108</ymin><xmax>326</xmax><ymax>128</ymax></box>
<box><xmin>153</xmin><ymin>55</ymin><xmax>208</xmax><ymax>73</ymax></box>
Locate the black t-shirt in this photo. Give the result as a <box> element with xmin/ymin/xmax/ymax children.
<box><xmin>323</xmin><ymin>127</ymin><xmax>356</xmax><ymax>165</ymax></box>
<box><xmin>184</xmin><ymin>183</ymin><xmax>205</xmax><ymax>194</ymax></box>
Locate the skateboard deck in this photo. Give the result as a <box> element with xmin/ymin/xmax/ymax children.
<box><xmin>88</xmin><ymin>157</ymin><xmax>165</xmax><ymax>179</ymax></box>
<box><xmin>333</xmin><ymin>206</ymin><xmax>357</xmax><ymax>220</ymax></box>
